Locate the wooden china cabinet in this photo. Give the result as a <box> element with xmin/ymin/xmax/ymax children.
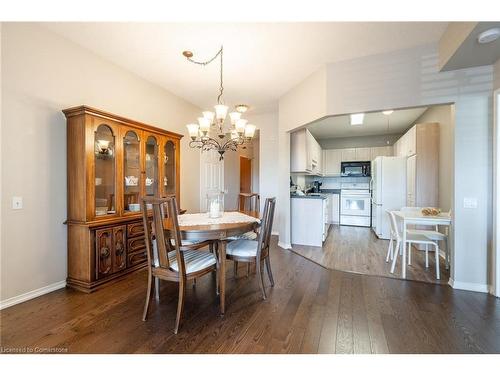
<box><xmin>63</xmin><ymin>106</ymin><xmax>182</xmax><ymax>292</ymax></box>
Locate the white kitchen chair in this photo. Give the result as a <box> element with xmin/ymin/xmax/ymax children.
<box><xmin>387</xmin><ymin>210</ymin><xmax>442</xmax><ymax>279</ymax></box>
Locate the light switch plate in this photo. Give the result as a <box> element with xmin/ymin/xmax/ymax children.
<box><xmin>12</xmin><ymin>196</ymin><xmax>23</xmax><ymax>210</ymax></box>
<box><xmin>463</xmin><ymin>197</ymin><xmax>478</xmax><ymax>209</ymax></box>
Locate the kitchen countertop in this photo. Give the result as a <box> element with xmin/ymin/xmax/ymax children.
<box><xmin>320</xmin><ymin>189</ymin><xmax>341</xmax><ymax>194</ymax></box>
<box><xmin>290</xmin><ymin>194</ymin><xmax>327</xmax><ymax>200</ymax></box>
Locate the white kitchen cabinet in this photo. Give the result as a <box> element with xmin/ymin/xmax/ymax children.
<box><xmin>331</xmin><ymin>193</ymin><xmax>340</xmax><ymax>223</ymax></box>
<box><xmin>406</xmin><ymin>154</ymin><xmax>416</xmax><ymax>206</ymax></box>
<box><xmin>323</xmin><ymin>149</ymin><xmax>342</xmax><ymax>176</ymax></box>
<box><xmin>290</xmin><ymin>129</ymin><xmax>322</xmax><ymax>175</ymax></box>
<box><xmin>355</xmin><ymin>147</ymin><xmax>371</xmax><ymax>161</ymax></box>
<box><xmin>370</xmin><ymin>146</ymin><xmax>393</xmax><ymax>160</ymax></box>
<box><xmin>341</xmin><ymin>148</ymin><xmax>356</xmax><ymax>162</ymax></box>
<box><xmin>291</xmin><ymin>197</ymin><xmax>328</xmax><ymax>247</ymax></box>
<box><xmin>406</xmin><ymin>126</ymin><xmax>417</xmax><ymax>156</ymax></box>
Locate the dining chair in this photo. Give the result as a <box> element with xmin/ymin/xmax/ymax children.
<box><xmin>238</xmin><ymin>192</ymin><xmax>260</xmax><ymax>213</ymax></box>
<box><xmin>387</xmin><ymin>210</ymin><xmax>442</xmax><ymax>279</ymax></box>
<box><xmin>226</xmin><ymin>197</ymin><xmax>276</xmax><ymax>299</ymax></box>
<box><xmin>141</xmin><ymin>196</ymin><xmax>219</xmax><ymax>334</ymax></box>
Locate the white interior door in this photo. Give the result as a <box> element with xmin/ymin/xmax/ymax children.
<box><xmin>200</xmin><ymin>149</ymin><xmax>224</xmax><ymax>212</ymax></box>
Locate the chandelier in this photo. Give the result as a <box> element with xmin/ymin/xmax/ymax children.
<box><xmin>183</xmin><ymin>46</ymin><xmax>256</xmax><ymax>160</ymax></box>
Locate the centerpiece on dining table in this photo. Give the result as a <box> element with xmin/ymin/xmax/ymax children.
<box><xmin>206</xmin><ymin>190</ymin><xmax>225</xmax><ymax>219</ymax></box>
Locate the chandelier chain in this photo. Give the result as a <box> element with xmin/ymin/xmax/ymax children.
<box><xmin>186</xmin><ymin>46</ymin><xmax>224</xmax><ymax>104</ymax></box>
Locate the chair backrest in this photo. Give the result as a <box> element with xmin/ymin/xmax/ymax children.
<box><xmin>256</xmin><ymin>197</ymin><xmax>276</xmax><ymax>258</ymax></box>
<box><xmin>142</xmin><ymin>196</ymin><xmax>186</xmax><ymax>275</ymax></box>
<box><xmin>386</xmin><ymin>210</ymin><xmax>401</xmax><ymax>241</ymax></box>
<box><xmin>238</xmin><ymin>193</ymin><xmax>260</xmax><ymax>213</ymax></box>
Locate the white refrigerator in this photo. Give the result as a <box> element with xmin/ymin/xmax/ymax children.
<box><xmin>371</xmin><ymin>156</ymin><xmax>407</xmax><ymax>239</ymax></box>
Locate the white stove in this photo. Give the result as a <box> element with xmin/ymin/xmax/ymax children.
<box><xmin>340</xmin><ymin>182</ymin><xmax>371</xmax><ymax>227</ymax></box>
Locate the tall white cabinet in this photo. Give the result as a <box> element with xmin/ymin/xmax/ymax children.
<box><xmin>395</xmin><ymin>123</ymin><xmax>439</xmax><ymax>207</ymax></box>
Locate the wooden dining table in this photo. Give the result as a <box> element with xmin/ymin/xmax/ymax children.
<box><xmin>392</xmin><ymin>210</ymin><xmax>452</xmax><ymax>279</ymax></box>
<box><xmin>163</xmin><ymin>210</ymin><xmax>259</xmax><ymax>315</ymax></box>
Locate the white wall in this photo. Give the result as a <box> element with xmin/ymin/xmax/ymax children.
<box><xmin>279</xmin><ymin>44</ymin><xmax>494</xmax><ymax>292</ymax></box>
<box><xmin>414</xmin><ymin>104</ymin><xmax>454</xmax><ymax>212</ymax></box>
<box><xmin>1</xmin><ymin>23</ymin><xmax>201</xmax><ymax>303</ymax></box>
<box><xmin>246</xmin><ymin>112</ymin><xmax>279</xmax><ymax>233</ymax></box>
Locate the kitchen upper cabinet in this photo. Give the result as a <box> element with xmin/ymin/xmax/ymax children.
<box><xmin>370</xmin><ymin>146</ymin><xmax>393</xmax><ymax>160</ymax></box>
<box><xmin>406</xmin><ymin>126</ymin><xmax>417</xmax><ymax>156</ymax></box>
<box><xmin>341</xmin><ymin>148</ymin><xmax>356</xmax><ymax>162</ymax></box>
<box><xmin>291</xmin><ymin>129</ymin><xmax>322</xmax><ymax>175</ymax></box>
<box><xmin>355</xmin><ymin>147</ymin><xmax>371</xmax><ymax>161</ymax></box>
<box><xmin>323</xmin><ymin>149</ymin><xmax>342</xmax><ymax>176</ymax></box>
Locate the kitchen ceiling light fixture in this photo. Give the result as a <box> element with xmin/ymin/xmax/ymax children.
<box><xmin>382</xmin><ymin>110</ymin><xmax>394</xmax><ymax>115</ymax></box>
<box><xmin>477</xmin><ymin>28</ymin><xmax>500</xmax><ymax>44</ymax></box>
<box><xmin>350</xmin><ymin>113</ymin><xmax>365</xmax><ymax>126</ymax></box>
<box><xmin>183</xmin><ymin>46</ymin><xmax>255</xmax><ymax>160</ymax></box>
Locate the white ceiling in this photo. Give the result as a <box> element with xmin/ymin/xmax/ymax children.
<box><xmin>307</xmin><ymin>107</ymin><xmax>428</xmax><ymax>139</ymax></box>
<box><xmin>41</xmin><ymin>22</ymin><xmax>448</xmax><ymax>114</ymax></box>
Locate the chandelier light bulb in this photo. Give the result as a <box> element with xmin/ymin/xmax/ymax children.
<box><xmin>244</xmin><ymin>124</ymin><xmax>256</xmax><ymax>138</ymax></box>
<box><xmin>198</xmin><ymin>117</ymin><xmax>211</xmax><ymax>132</ymax></box>
<box><xmin>235</xmin><ymin>118</ymin><xmax>248</xmax><ymax>134</ymax></box>
<box><xmin>229</xmin><ymin>111</ymin><xmax>242</xmax><ymax>125</ymax></box>
<box><xmin>186</xmin><ymin>124</ymin><xmax>200</xmax><ymax>139</ymax></box>
<box><xmin>214</xmin><ymin>104</ymin><xmax>228</xmax><ymax>121</ymax></box>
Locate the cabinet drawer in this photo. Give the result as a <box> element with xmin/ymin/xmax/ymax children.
<box><xmin>127</xmin><ymin>236</ymin><xmax>146</xmax><ymax>253</ymax></box>
<box><xmin>127</xmin><ymin>221</ymin><xmax>145</xmax><ymax>238</ymax></box>
<box><xmin>128</xmin><ymin>249</ymin><xmax>148</xmax><ymax>268</ymax></box>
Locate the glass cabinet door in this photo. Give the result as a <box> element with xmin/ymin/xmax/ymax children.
<box><xmin>94</xmin><ymin>124</ymin><xmax>116</xmax><ymax>216</ymax></box>
<box><xmin>145</xmin><ymin>135</ymin><xmax>159</xmax><ymax>197</ymax></box>
<box><xmin>123</xmin><ymin>130</ymin><xmax>141</xmax><ymax>213</ymax></box>
<box><xmin>163</xmin><ymin>139</ymin><xmax>176</xmax><ymax>197</ymax></box>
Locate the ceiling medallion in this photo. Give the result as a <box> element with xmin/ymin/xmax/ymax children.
<box><xmin>184</xmin><ymin>46</ymin><xmax>256</xmax><ymax>160</ymax></box>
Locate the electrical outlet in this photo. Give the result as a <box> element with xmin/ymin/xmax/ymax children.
<box><xmin>12</xmin><ymin>196</ymin><xmax>23</xmax><ymax>210</ymax></box>
<box><xmin>463</xmin><ymin>197</ymin><xmax>478</xmax><ymax>209</ymax></box>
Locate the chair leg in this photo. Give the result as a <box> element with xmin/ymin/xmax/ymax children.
<box><xmin>247</xmin><ymin>263</ymin><xmax>250</xmax><ymax>277</ymax></box>
<box><xmin>155</xmin><ymin>277</ymin><xmax>160</xmax><ymax>300</ymax></box>
<box><xmin>425</xmin><ymin>244</ymin><xmax>429</xmax><ymax>268</ymax></box>
<box><xmin>386</xmin><ymin>238</ymin><xmax>393</xmax><ymax>262</ymax></box>
<box><xmin>193</xmin><ymin>278</ymin><xmax>197</xmax><ymax>288</ymax></box>
<box><xmin>408</xmin><ymin>242</ymin><xmax>412</xmax><ymax>266</ymax></box>
<box><xmin>435</xmin><ymin>245</ymin><xmax>440</xmax><ymax>280</ymax></box>
<box><xmin>174</xmin><ymin>277</ymin><xmax>186</xmax><ymax>334</ymax></box>
<box><xmin>445</xmin><ymin>238</ymin><xmax>449</xmax><ymax>270</ymax></box>
<box><xmin>142</xmin><ymin>272</ymin><xmax>155</xmax><ymax>321</ymax></box>
<box><xmin>215</xmin><ymin>264</ymin><xmax>220</xmax><ymax>296</ymax></box>
<box><xmin>265</xmin><ymin>256</ymin><xmax>275</xmax><ymax>287</ymax></box>
<box><xmin>234</xmin><ymin>261</ymin><xmax>238</xmax><ymax>277</ymax></box>
<box><xmin>256</xmin><ymin>259</ymin><xmax>267</xmax><ymax>300</ymax></box>
<box><xmin>390</xmin><ymin>240</ymin><xmax>400</xmax><ymax>274</ymax></box>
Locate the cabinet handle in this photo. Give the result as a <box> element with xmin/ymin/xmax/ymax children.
<box><xmin>100</xmin><ymin>247</ymin><xmax>110</xmax><ymax>259</ymax></box>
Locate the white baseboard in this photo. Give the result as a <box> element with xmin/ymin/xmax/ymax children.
<box><xmin>0</xmin><ymin>280</ymin><xmax>66</xmax><ymax>310</ymax></box>
<box><xmin>278</xmin><ymin>241</ymin><xmax>292</xmax><ymax>249</ymax></box>
<box><xmin>448</xmin><ymin>278</ymin><xmax>489</xmax><ymax>294</ymax></box>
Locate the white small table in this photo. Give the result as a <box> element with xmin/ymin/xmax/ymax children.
<box><xmin>392</xmin><ymin>210</ymin><xmax>452</xmax><ymax>278</ymax></box>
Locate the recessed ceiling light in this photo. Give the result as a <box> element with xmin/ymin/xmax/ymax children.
<box><xmin>382</xmin><ymin>110</ymin><xmax>394</xmax><ymax>115</ymax></box>
<box><xmin>350</xmin><ymin>113</ymin><xmax>365</xmax><ymax>126</ymax></box>
<box><xmin>235</xmin><ymin>104</ymin><xmax>249</xmax><ymax>113</ymax></box>
<box><xmin>477</xmin><ymin>28</ymin><xmax>500</xmax><ymax>44</ymax></box>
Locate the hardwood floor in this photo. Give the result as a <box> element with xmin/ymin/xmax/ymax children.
<box><xmin>1</xmin><ymin>237</ymin><xmax>499</xmax><ymax>354</ymax></box>
<box><xmin>291</xmin><ymin>225</ymin><xmax>450</xmax><ymax>285</ymax></box>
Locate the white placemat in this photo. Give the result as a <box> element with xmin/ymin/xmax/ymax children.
<box><xmin>178</xmin><ymin>211</ymin><xmax>260</xmax><ymax>226</ymax></box>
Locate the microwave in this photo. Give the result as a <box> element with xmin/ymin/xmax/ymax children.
<box><xmin>341</xmin><ymin>161</ymin><xmax>371</xmax><ymax>177</ymax></box>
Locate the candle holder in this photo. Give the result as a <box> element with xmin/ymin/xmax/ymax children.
<box><xmin>207</xmin><ymin>190</ymin><xmax>225</xmax><ymax>219</ymax></box>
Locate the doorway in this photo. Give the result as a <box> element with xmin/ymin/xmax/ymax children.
<box><xmin>240</xmin><ymin>156</ymin><xmax>252</xmax><ymax>193</ymax></box>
